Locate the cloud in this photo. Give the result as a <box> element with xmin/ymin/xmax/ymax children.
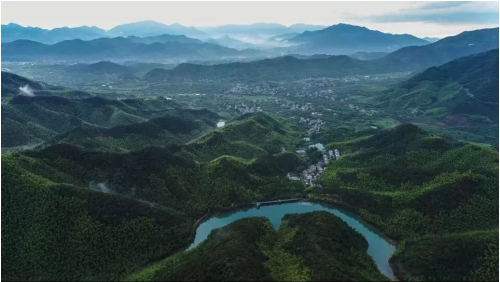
<box><xmin>362</xmin><ymin>1</ymin><xmax>499</xmax><ymax>24</ymax></box>
<box><xmin>19</xmin><ymin>85</ymin><xmax>34</xmax><ymax>96</ymax></box>
<box><xmin>417</xmin><ymin>1</ymin><xmax>472</xmax><ymax>10</ymax></box>
<box><xmin>96</xmin><ymin>182</ymin><xmax>113</xmax><ymax>194</ymax></box>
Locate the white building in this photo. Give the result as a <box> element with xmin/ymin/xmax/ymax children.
<box><xmin>296</xmin><ymin>149</ymin><xmax>306</xmax><ymax>156</ymax></box>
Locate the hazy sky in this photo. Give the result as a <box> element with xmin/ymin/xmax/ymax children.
<box><xmin>2</xmin><ymin>1</ymin><xmax>499</xmax><ymax>37</ymax></box>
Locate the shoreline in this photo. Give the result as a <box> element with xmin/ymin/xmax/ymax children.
<box><xmin>188</xmin><ymin>203</ymin><xmax>256</xmax><ymax>243</ymax></box>
<box><xmin>189</xmin><ymin>198</ymin><xmax>401</xmax><ymax>280</ymax></box>
<box><xmin>307</xmin><ymin>196</ymin><xmax>399</xmax><ymax>245</ymax></box>
<box><xmin>130</xmin><ymin>197</ymin><xmax>401</xmax><ymax>281</ymax></box>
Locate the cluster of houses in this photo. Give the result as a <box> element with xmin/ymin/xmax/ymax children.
<box><xmin>299</xmin><ymin>118</ymin><xmax>325</xmax><ymax>136</ymax></box>
<box><xmin>226</xmin><ymin>102</ymin><xmax>263</xmax><ymax>115</ymax></box>
<box><xmin>347</xmin><ymin>103</ymin><xmax>379</xmax><ymax>116</ymax></box>
<box><xmin>280</xmin><ymin>102</ymin><xmax>314</xmax><ymax>111</ymax></box>
<box><xmin>224</xmin><ymin>82</ymin><xmax>285</xmax><ymax>95</ymax></box>
<box><xmin>293</xmin><ymin>148</ymin><xmax>341</xmax><ymax>187</ymax></box>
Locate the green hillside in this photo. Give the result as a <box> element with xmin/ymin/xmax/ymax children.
<box><xmin>183</xmin><ymin>113</ymin><xmax>301</xmax><ymax>161</ymax></box>
<box><xmin>3</xmin><ymin>112</ymin><xmax>498</xmax><ymax>281</ymax></box>
<box><xmin>2</xmin><ymin>129</ymin><xmax>304</xmax><ymax>281</ymax></box>
<box><xmin>2</xmin><ymin>95</ymin><xmax>180</xmax><ymax>148</ymax></box>
<box><xmin>149</xmin><ymin>212</ymin><xmax>386</xmax><ymax>281</ymax></box>
<box><xmin>1</xmin><ymin>71</ymin><xmax>93</xmax><ymax>98</ymax></box>
<box><xmin>70</xmin><ymin>61</ymin><xmax>136</xmax><ymax>76</ymax></box>
<box><xmin>44</xmin><ymin>108</ymin><xmax>221</xmax><ymax>153</ymax></box>
<box><xmin>3</xmin><ymin>18</ymin><xmax>499</xmax><ymax>282</ymax></box>
<box><xmin>314</xmin><ymin>124</ymin><xmax>498</xmax><ymax>281</ymax></box>
<box><xmin>2</xmin><ymin>153</ymin><xmax>193</xmax><ymax>281</ymax></box>
<box><xmin>373</xmin><ymin>49</ymin><xmax>499</xmax><ymax>146</ymax></box>
<box><xmin>2</xmin><ymin>37</ymin><xmax>262</xmax><ymax>62</ymax></box>
<box><xmin>378</xmin><ymin>28</ymin><xmax>498</xmax><ymax>70</ymax></box>
<box><xmin>377</xmin><ymin>49</ymin><xmax>499</xmax><ymax>122</ymax></box>
<box><xmin>144</xmin><ymin>55</ymin><xmax>394</xmax><ymax>82</ymax></box>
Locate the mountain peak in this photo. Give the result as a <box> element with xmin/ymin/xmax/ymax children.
<box><xmin>288</xmin><ymin>23</ymin><xmax>427</xmax><ymax>54</ymax></box>
<box><xmin>328</xmin><ymin>23</ymin><xmax>368</xmax><ymax>29</ymax></box>
<box><xmin>4</xmin><ymin>22</ymin><xmax>23</xmax><ymax>27</ymax></box>
<box><xmin>381</xmin><ymin>27</ymin><xmax>499</xmax><ymax>70</ymax></box>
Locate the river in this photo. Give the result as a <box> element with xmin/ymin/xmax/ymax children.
<box><xmin>187</xmin><ymin>202</ymin><xmax>396</xmax><ymax>279</ymax></box>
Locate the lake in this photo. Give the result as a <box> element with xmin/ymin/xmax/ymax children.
<box><xmin>187</xmin><ymin>202</ymin><xmax>396</xmax><ymax>279</ymax></box>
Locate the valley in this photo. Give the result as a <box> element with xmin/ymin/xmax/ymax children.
<box><xmin>1</xmin><ymin>10</ymin><xmax>499</xmax><ymax>282</ymax></box>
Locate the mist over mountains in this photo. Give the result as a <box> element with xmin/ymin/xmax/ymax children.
<box><xmin>287</xmin><ymin>23</ymin><xmax>429</xmax><ymax>54</ymax></box>
<box><xmin>2</xmin><ymin>6</ymin><xmax>500</xmax><ymax>282</ymax></box>
<box><xmin>0</xmin><ymin>21</ymin><xmax>421</xmax><ymax>63</ymax></box>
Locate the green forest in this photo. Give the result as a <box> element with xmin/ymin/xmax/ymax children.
<box><xmin>1</xmin><ymin>34</ymin><xmax>499</xmax><ymax>282</ymax></box>
<box><xmin>146</xmin><ymin>212</ymin><xmax>387</xmax><ymax>281</ymax></box>
<box><xmin>2</xmin><ymin>113</ymin><xmax>306</xmax><ymax>280</ymax></box>
<box><xmin>314</xmin><ymin>123</ymin><xmax>499</xmax><ymax>281</ymax></box>
<box><xmin>2</xmin><ymin>110</ymin><xmax>499</xmax><ymax>281</ymax></box>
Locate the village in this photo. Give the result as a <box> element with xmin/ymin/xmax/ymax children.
<box><xmin>290</xmin><ymin>147</ymin><xmax>341</xmax><ymax>187</ymax></box>
<box><xmin>220</xmin><ymin>73</ymin><xmax>409</xmax><ymax>98</ymax></box>
<box><xmin>222</xmin><ymin>102</ymin><xmax>264</xmax><ymax>114</ymax></box>
<box><xmin>299</xmin><ymin>117</ymin><xmax>326</xmax><ymax>136</ymax></box>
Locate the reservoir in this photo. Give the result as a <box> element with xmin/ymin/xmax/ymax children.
<box><xmin>187</xmin><ymin>202</ymin><xmax>396</xmax><ymax>279</ymax></box>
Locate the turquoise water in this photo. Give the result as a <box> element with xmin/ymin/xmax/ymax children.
<box><xmin>187</xmin><ymin>202</ymin><xmax>396</xmax><ymax>279</ymax></box>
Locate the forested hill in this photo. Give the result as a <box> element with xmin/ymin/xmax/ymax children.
<box><xmin>2</xmin><ymin>94</ymin><xmax>180</xmax><ymax>149</ymax></box>
<box><xmin>377</xmin><ymin>27</ymin><xmax>499</xmax><ymax>70</ymax></box>
<box><xmin>69</xmin><ymin>61</ymin><xmax>135</xmax><ymax>76</ymax></box>
<box><xmin>151</xmin><ymin>212</ymin><xmax>387</xmax><ymax>281</ymax></box>
<box><xmin>1</xmin><ymin>37</ymin><xmax>263</xmax><ymax>62</ymax></box>
<box><xmin>182</xmin><ymin>112</ymin><xmax>301</xmax><ymax>161</ymax></box>
<box><xmin>144</xmin><ymin>55</ymin><xmax>394</xmax><ymax>82</ymax></box>
<box><xmin>1</xmin><ymin>71</ymin><xmax>92</xmax><ymax>98</ymax></box>
<box><xmin>44</xmin><ymin>108</ymin><xmax>222</xmax><ymax>153</ymax></box>
<box><xmin>288</xmin><ymin>23</ymin><xmax>428</xmax><ymax>54</ymax></box>
<box><xmin>2</xmin><ymin>140</ymin><xmax>305</xmax><ymax>280</ymax></box>
<box><xmin>314</xmin><ymin>123</ymin><xmax>499</xmax><ymax>281</ymax></box>
<box><xmin>376</xmin><ymin>49</ymin><xmax>499</xmax><ymax>124</ymax></box>
<box><xmin>143</xmin><ymin>28</ymin><xmax>498</xmax><ymax>83</ymax></box>
<box><xmin>3</xmin><ymin>120</ymin><xmax>498</xmax><ymax>281</ymax></box>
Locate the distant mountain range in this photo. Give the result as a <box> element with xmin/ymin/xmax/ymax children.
<box><xmin>269</xmin><ymin>32</ymin><xmax>300</xmax><ymax>41</ymax></box>
<box><xmin>3</xmin><ymin>22</ymin><xmax>497</xmax><ymax>65</ymax></box>
<box><xmin>198</xmin><ymin>23</ymin><xmax>326</xmax><ymax>38</ymax></box>
<box><xmin>205</xmin><ymin>36</ymin><xmax>261</xmax><ymax>50</ymax></box>
<box><xmin>421</xmin><ymin>37</ymin><xmax>441</xmax><ymax>43</ymax></box>
<box><xmin>144</xmin><ymin>55</ymin><xmax>391</xmax><ymax>82</ymax></box>
<box><xmin>1</xmin><ymin>23</ymin><xmax>107</xmax><ymax>44</ymax></box>
<box><xmin>2</xmin><ymin>21</ymin><xmax>207</xmax><ymax>44</ymax></box>
<box><xmin>379</xmin><ymin>27</ymin><xmax>499</xmax><ymax>70</ymax></box>
<box><xmin>125</xmin><ymin>34</ymin><xmax>202</xmax><ymax>45</ymax></box>
<box><xmin>286</xmin><ymin>23</ymin><xmax>430</xmax><ymax>54</ymax></box>
<box><xmin>1</xmin><ymin>21</ymin><xmax>326</xmax><ymax>44</ymax></box>
<box><xmin>1</xmin><ymin>36</ymin><xmax>265</xmax><ymax>63</ymax></box>
<box><xmin>144</xmin><ymin>27</ymin><xmax>498</xmax><ymax>82</ymax></box>
<box><xmin>107</xmin><ymin>20</ymin><xmax>207</xmax><ymax>38</ymax></box>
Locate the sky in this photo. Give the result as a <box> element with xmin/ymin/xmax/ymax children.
<box><xmin>2</xmin><ymin>1</ymin><xmax>499</xmax><ymax>37</ymax></box>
